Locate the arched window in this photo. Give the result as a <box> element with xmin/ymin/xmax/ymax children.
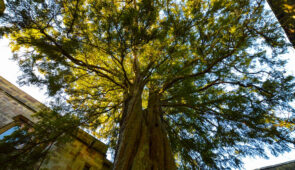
<box><xmin>0</xmin><ymin>115</ymin><xmax>31</xmax><ymax>140</ymax></box>
<box><xmin>0</xmin><ymin>126</ymin><xmax>19</xmax><ymax>140</ymax></box>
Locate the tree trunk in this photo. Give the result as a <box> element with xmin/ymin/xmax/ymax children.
<box><xmin>113</xmin><ymin>89</ymin><xmax>177</xmax><ymax>170</ymax></box>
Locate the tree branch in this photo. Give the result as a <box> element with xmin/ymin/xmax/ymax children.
<box><xmin>161</xmin><ymin>51</ymin><xmax>235</xmax><ymax>93</ymax></box>
<box><xmin>39</xmin><ymin>29</ymin><xmax>126</xmax><ymax>89</ymax></box>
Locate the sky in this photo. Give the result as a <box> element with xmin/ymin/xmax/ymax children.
<box><xmin>0</xmin><ymin>38</ymin><xmax>48</xmax><ymax>103</ymax></box>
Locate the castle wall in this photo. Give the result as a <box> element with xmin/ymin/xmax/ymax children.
<box><xmin>0</xmin><ymin>76</ymin><xmax>111</xmax><ymax>170</ymax></box>
<box><xmin>0</xmin><ymin>77</ymin><xmax>38</xmax><ymax>133</ymax></box>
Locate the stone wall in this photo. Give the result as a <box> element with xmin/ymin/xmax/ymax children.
<box><xmin>257</xmin><ymin>160</ymin><xmax>295</xmax><ymax>170</ymax></box>
<box><xmin>0</xmin><ymin>76</ymin><xmax>111</xmax><ymax>170</ymax></box>
<box><xmin>42</xmin><ymin>139</ymin><xmax>111</xmax><ymax>170</ymax></box>
<box><xmin>0</xmin><ymin>77</ymin><xmax>39</xmax><ymax>133</ymax></box>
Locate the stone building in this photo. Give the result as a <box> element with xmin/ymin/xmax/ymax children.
<box><xmin>256</xmin><ymin>160</ymin><xmax>295</xmax><ymax>170</ymax></box>
<box><xmin>0</xmin><ymin>76</ymin><xmax>112</xmax><ymax>170</ymax></box>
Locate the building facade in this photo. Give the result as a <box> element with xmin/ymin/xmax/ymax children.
<box><xmin>0</xmin><ymin>76</ymin><xmax>111</xmax><ymax>170</ymax></box>
<box><xmin>256</xmin><ymin>160</ymin><xmax>295</xmax><ymax>170</ymax></box>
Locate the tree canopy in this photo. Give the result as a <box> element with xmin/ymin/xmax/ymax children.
<box><xmin>1</xmin><ymin>0</ymin><xmax>295</xmax><ymax>169</ymax></box>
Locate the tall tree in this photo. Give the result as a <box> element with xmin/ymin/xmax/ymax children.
<box><xmin>1</xmin><ymin>0</ymin><xmax>295</xmax><ymax>169</ymax></box>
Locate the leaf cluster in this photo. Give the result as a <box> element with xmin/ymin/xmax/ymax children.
<box><xmin>0</xmin><ymin>105</ymin><xmax>80</xmax><ymax>170</ymax></box>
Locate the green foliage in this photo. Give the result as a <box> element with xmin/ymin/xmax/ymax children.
<box><xmin>1</xmin><ymin>0</ymin><xmax>295</xmax><ymax>169</ymax></box>
<box><xmin>0</xmin><ymin>106</ymin><xmax>80</xmax><ymax>170</ymax></box>
<box><xmin>0</xmin><ymin>0</ymin><xmax>4</xmax><ymax>16</ymax></box>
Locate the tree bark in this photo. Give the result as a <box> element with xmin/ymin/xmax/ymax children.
<box><xmin>113</xmin><ymin>89</ymin><xmax>177</xmax><ymax>170</ymax></box>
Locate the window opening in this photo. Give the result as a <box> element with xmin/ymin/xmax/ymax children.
<box><xmin>0</xmin><ymin>126</ymin><xmax>19</xmax><ymax>140</ymax></box>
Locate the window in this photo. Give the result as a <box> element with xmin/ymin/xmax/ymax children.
<box><xmin>0</xmin><ymin>126</ymin><xmax>19</xmax><ymax>140</ymax></box>
<box><xmin>0</xmin><ymin>115</ymin><xmax>32</xmax><ymax>142</ymax></box>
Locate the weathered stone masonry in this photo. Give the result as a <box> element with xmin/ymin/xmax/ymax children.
<box><xmin>0</xmin><ymin>76</ymin><xmax>112</xmax><ymax>170</ymax></box>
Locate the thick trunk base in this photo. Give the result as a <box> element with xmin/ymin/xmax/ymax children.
<box><xmin>113</xmin><ymin>93</ymin><xmax>176</xmax><ymax>170</ymax></box>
